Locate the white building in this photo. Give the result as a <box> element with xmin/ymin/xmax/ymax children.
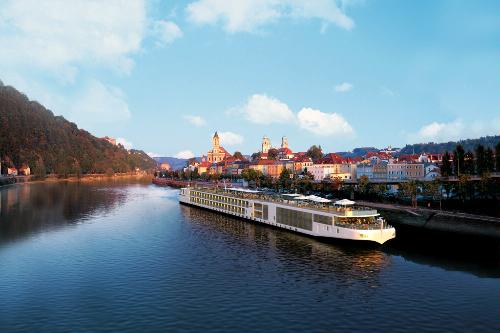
<box><xmin>387</xmin><ymin>163</ymin><xmax>424</xmax><ymax>180</ymax></box>
<box><xmin>309</xmin><ymin>163</ymin><xmax>357</xmax><ymax>181</ymax></box>
<box><xmin>424</xmin><ymin>164</ymin><xmax>440</xmax><ymax>180</ymax></box>
<box><xmin>357</xmin><ymin>164</ymin><xmax>374</xmax><ymax>180</ymax></box>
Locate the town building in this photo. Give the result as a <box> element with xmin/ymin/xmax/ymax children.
<box><xmin>160</xmin><ymin>162</ymin><xmax>171</xmax><ymax>171</ymax></box>
<box><xmin>424</xmin><ymin>164</ymin><xmax>440</xmax><ymax>180</ymax></box>
<box><xmin>357</xmin><ymin>163</ymin><xmax>374</xmax><ymax>180</ymax></box>
<box><xmin>207</xmin><ymin>132</ymin><xmax>232</xmax><ymax>163</ymax></box>
<box><xmin>19</xmin><ymin>165</ymin><xmax>30</xmax><ymax>176</ymax></box>
<box><xmin>387</xmin><ymin>162</ymin><xmax>424</xmax><ymax>180</ymax></box>
<box><xmin>261</xmin><ymin>136</ymin><xmax>271</xmax><ymax>154</ymax></box>
<box><xmin>7</xmin><ymin>167</ymin><xmax>18</xmax><ymax>176</ymax></box>
<box><xmin>292</xmin><ymin>155</ymin><xmax>313</xmax><ymax>173</ymax></box>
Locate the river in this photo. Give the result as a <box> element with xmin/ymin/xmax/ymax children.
<box><xmin>0</xmin><ymin>181</ymin><xmax>498</xmax><ymax>332</ymax></box>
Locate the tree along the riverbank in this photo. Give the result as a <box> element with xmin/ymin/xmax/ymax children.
<box><xmin>441</xmin><ymin>143</ymin><xmax>498</xmax><ymax>177</ymax></box>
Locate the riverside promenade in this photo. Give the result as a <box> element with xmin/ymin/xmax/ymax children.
<box><xmin>359</xmin><ymin>201</ymin><xmax>500</xmax><ymax>239</ymax></box>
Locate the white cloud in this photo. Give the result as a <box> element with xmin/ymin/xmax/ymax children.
<box><xmin>409</xmin><ymin>119</ymin><xmax>499</xmax><ymax>143</ymax></box>
<box><xmin>69</xmin><ymin>80</ymin><xmax>131</xmax><ymax>128</ymax></box>
<box><xmin>334</xmin><ymin>82</ymin><xmax>353</xmax><ymax>93</ymax></box>
<box><xmin>0</xmin><ymin>0</ymin><xmax>146</xmax><ymax>79</ymax></box>
<box><xmin>297</xmin><ymin>107</ymin><xmax>354</xmax><ymax>136</ymax></box>
<box><xmin>186</xmin><ymin>0</ymin><xmax>354</xmax><ymax>33</ymax></box>
<box><xmin>175</xmin><ymin>150</ymin><xmax>195</xmax><ymax>159</ymax></box>
<box><xmin>116</xmin><ymin>137</ymin><xmax>133</xmax><ymax>150</ymax></box>
<box><xmin>153</xmin><ymin>20</ymin><xmax>183</xmax><ymax>46</ymax></box>
<box><xmin>183</xmin><ymin>115</ymin><xmax>206</xmax><ymax>127</ymax></box>
<box><xmin>230</xmin><ymin>94</ymin><xmax>295</xmax><ymax>124</ymax></box>
<box><xmin>147</xmin><ymin>152</ymin><xmax>162</xmax><ymax>158</ymax></box>
<box><xmin>218</xmin><ymin>131</ymin><xmax>244</xmax><ymax>145</ymax></box>
<box><xmin>380</xmin><ymin>86</ymin><xmax>396</xmax><ymax>97</ymax></box>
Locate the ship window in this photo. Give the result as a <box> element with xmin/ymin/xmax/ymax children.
<box><xmin>276</xmin><ymin>207</ymin><xmax>312</xmax><ymax>231</ymax></box>
<box><xmin>314</xmin><ymin>214</ymin><xmax>332</xmax><ymax>225</ymax></box>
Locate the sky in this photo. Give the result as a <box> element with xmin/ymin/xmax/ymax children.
<box><xmin>1</xmin><ymin>0</ymin><xmax>498</xmax><ymax>159</ymax></box>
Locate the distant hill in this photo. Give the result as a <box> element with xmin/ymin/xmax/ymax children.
<box><xmin>337</xmin><ymin>147</ymin><xmax>379</xmax><ymax>158</ymax></box>
<box><xmin>399</xmin><ymin>135</ymin><xmax>500</xmax><ymax>155</ymax></box>
<box><xmin>0</xmin><ymin>82</ymin><xmax>156</xmax><ymax>175</ymax></box>
<box><xmin>153</xmin><ymin>157</ymin><xmax>190</xmax><ymax>170</ymax></box>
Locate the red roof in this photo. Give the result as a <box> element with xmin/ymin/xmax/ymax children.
<box><xmin>366</xmin><ymin>151</ymin><xmax>391</xmax><ymax>159</ymax></box>
<box><xmin>278</xmin><ymin>147</ymin><xmax>293</xmax><ymax>154</ymax></box>
<box><xmin>292</xmin><ymin>155</ymin><xmax>312</xmax><ymax>162</ymax></box>
<box><xmin>199</xmin><ymin>161</ymin><xmax>211</xmax><ymax>168</ymax></box>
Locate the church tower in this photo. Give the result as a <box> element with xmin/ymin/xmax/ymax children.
<box><xmin>281</xmin><ymin>136</ymin><xmax>288</xmax><ymax>149</ymax></box>
<box><xmin>212</xmin><ymin>131</ymin><xmax>220</xmax><ymax>153</ymax></box>
<box><xmin>262</xmin><ymin>136</ymin><xmax>271</xmax><ymax>153</ymax></box>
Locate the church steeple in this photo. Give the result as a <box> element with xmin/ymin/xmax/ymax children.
<box><xmin>212</xmin><ymin>131</ymin><xmax>220</xmax><ymax>151</ymax></box>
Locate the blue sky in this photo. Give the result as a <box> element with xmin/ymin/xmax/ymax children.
<box><xmin>1</xmin><ymin>0</ymin><xmax>498</xmax><ymax>158</ymax></box>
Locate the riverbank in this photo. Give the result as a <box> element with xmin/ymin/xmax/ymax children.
<box><xmin>358</xmin><ymin>200</ymin><xmax>500</xmax><ymax>239</ymax></box>
<box><xmin>152</xmin><ymin>178</ymin><xmax>500</xmax><ymax>240</ymax></box>
<box><xmin>1</xmin><ymin>173</ymin><xmax>153</xmax><ymax>188</ymax></box>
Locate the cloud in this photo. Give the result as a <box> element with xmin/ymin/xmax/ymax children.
<box><xmin>218</xmin><ymin>131</ymin><xmax>244</xmax><ymax>145</ymax></box>
<box><xmin>230</xmin><ymin>94</ymin><xmax>295</xmax><ymax>124</ymax></box>
<box><xmin>153</xmin><ymin>20</ymin><xmax>183</xmax><ymax>46</ymax></box>
<box><xmin>69</xmin><ymin>80</ymin><xmax>131</xmax><ymax>130</ymax></box>
<box><xmin>0</xmin><ymin>0</ymin><xmax>147</xmax><ymax>79</ymax></box>
<box><xmin>380</xmin><ymin>86</ymin><xmax>396</xmax><ymax>97</ymax></box>
<box><xmin>409</xmin><ymin>119</ymin><xmax>499</xmax><ymax>143</ymax></box>
<box><xmin>183</xmin><ymin>115</ymin><xmax>206</xmax><ymax>127</ymax></box>
<box><xmin>147</xmin><ymin>152</ymin><xmax>162</xmax><ymax>158</ymax></box>
<box><xmin>297</xmin><ymin>107</ymin><xmax>354</xmax><ymax>136</ymax></box>
<box><xmin>175</xmin><ymin>150</ymin><xmax>195</xmax><ymax>159</ymax></box>
<box><xmin>116</xmin><ymin>137</ymin><xmax>133</xmax><ymax>150</ymax></box>
<box><xmin>186</xmin><ymin>0</ymin><xmax>354</xmax><ymax>33</ymax></box>
<box><xmin>334</xmin><ymin>82</ymin><xmax>353</xmax><ymax>93</ymax></box>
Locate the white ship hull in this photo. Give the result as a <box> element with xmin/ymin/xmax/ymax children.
<box><xmin>179</xmin><ymin>188</ymin><xmax>395</xmax><ymax>245</ymax></box>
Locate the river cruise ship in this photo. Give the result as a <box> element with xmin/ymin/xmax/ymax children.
<box><xmin>179</xmin><ymin>187</ymin><xmax>395</xmax><ymax>244</ymax></box>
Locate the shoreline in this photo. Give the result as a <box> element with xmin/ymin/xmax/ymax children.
<box><xmin>1</xmin><ymin>173</ymin><xmax>153</xmax><ymax>188</ymax></box>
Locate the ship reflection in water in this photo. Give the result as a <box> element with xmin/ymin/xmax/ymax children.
<box><xmin>0</xmin><ymin>183</ymin><xmax>498</xmax><ymax>333</ymax></box>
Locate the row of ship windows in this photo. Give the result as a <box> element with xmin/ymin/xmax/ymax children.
<box><xmin>190</xmin><ymin>192</ymin><xmax>249</xmax><ymax>207</ymax></box>
<box><xmin>191</xmin><ymin>197</ymin><xmax>246</xmax><ymax>214</ymax></box>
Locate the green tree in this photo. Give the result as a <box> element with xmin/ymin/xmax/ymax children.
<box><xmin>440</xmin><ymin>151</ymin><xmax>452</xmax><ymax>177</ymax></box>
<box><xmin>423</xmin><ymin>179</ymin><xmax>442</xmax><ymax>210</ymax></box>
<box><xmin>267</xmin><ymin>148</ymin><xmax>279</xmax><ymax>160</ymax></box>
<box><xmin>399</xmin><ymin>180</ymin><xmax>419</xmax><ymax>208</ymax></box>
<box><xmin>495</xmin><ymin>142</ymin><xmax>500</xmax><ymax>172</ymax></box>
<box><xmin>306</xmin><ymin>145</ymin><xmax>323</xmax><ymax>161</ymax></box>
<box><xmin>251</xmin><ymin>152</ymin><xmax>261</xmax><ymax>161</ymax></box>
<box><xmin>32</xmin><ymin>158</ymin><xmax>47</xmax><ymax>180</ymax></box>
<box><xmin>453</xmin><ymin>145</ymin><xmax>465</xmax><ymax>176</ymax></box>
<box><xmin>463</xmin><ymin>151</ymin><xmax>474</xmax><ymax>175</ymax></box>
<box><xmin>475</xmin><ymin>144</ymin><xmax>486</xmax><ymax>176</ymax></box>
<box><xmin>279</xmin><ymin>168</ymin><xmax>293</xmax><ymax>189</ymax></box>
<box><xmin>233</xmin><ymin>151</ymin><xmax>244</xmax><ymax>160</ymax></box>
<box><xmin>484</xmin><ymin>147</ymin><xmax>494</xmax><ymax>173</ymax></box>
<box><xmin>358</xmin><ymin>175</ymin><xmax>371</xmax><ymax>195</ymax></box>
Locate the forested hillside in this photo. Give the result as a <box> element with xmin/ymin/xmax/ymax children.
<box><xmin>400</xmin><ymin>136</ymin><xmax>500</xmax><ymax>155</ymax></box>
<box><xmin>0</xmin><ymin>82</ymin><xmax>156</xmax><ymax>176</ymax></box>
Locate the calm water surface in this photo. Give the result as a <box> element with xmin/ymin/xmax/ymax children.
<box><xmin>0</xmin><ymin>181</ymin><xmax>498</xmax><ymax>332</ymax></box>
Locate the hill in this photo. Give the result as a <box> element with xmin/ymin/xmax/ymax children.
<box><xmin>153</xmin><ymin>157</ymin><xmax>190</xmax><ymax>170</ymax></box>
<box><xmin>399</xmin><ymin>136</ymin><xmax>500</xmax><ymax>155</ymax></box>
<box><xmin>0</xmin><ymin>82</ymin><xmax>156</xmax><ymax>176</ymax></box>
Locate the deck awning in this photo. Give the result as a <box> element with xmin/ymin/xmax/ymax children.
<box><xmin>334</xmin><ymin>199</ymin><xmax>355</xmax><ymax>206</ymax></box>
<box><xmin>227</xmin><ymin>188</ymin><xmax>261</xmax><ymax>193</ymax></box>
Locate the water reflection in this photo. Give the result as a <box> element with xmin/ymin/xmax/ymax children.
<box><xmin>0</xmin><ymin>181</ymin><xmax>130</xmax><ymax>243</ymax></box>
<box><xmin>181</xmin><ymin>205</ymin><xmax>391</xmax><ymax>299</ymax></box>
<box><xmin>181</xmin><ymin>204</ymin><xmax>499</xmax><ymax>279</ymax></box>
